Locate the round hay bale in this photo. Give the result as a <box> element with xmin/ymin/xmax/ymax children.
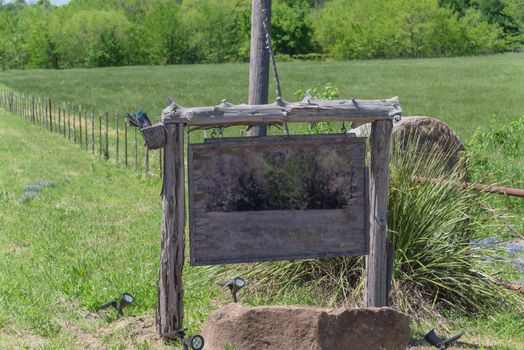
<box><xmin>392</xmin><ymin>116</ymin><xmax>465</xmax><ymax>173</ymax></box>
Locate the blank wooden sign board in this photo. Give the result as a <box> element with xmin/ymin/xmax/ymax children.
<box><xmin>145</xmin><ymin>96</ymin><xmax>401</xmax><ymax>338</ymax></box>
<box><xmin>189</xmin><ymin>134</ymin><xmax>368</xmax><ymax>265</ymax></box>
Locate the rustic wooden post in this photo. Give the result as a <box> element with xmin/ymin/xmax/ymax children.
<box><xmin>365</xmin><ymin>119</ymin><xmax>393</xmax><ymax>307</ymax></box>
<box><xmin>247</xmin><ymin>0</ymin><xmax>271</xmax><ymax>137</ymax></box>
<box><xmin>157</xmin><ymin>124</ymin><xmax>186</xmax><ymax>338</ymax></box>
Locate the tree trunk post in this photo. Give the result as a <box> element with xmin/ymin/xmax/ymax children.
<box><xmin>157</xmin><ymin>123</ymin><xmax>186</xmax><ymax>339</ymax></box>
<box><xmin>247</xmin><ymin>0</ymin><xmax>271</xmax><ymax>137</ymax></box>
<box><xmin>365</xmin><ymin>119</ymin><xmax>393</xmax><ymax>307</ymax></box>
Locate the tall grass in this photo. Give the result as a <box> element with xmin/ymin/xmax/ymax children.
<box><xmin>206</xmin><ymin>134</ymin><xmax>524</xmax><ymax>318</ymax></box>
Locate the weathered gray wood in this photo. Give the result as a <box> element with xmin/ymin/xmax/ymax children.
<box><xmin>365</xmin><ymin>119</ymin><xmax>393</xmax><ymax>307</ymax></box>
<box><xmin>157</xmin><ymin>124</ymin><xmax>185</xmax><ymax>339</ymax></box>
<box><xmin>162</xmin><ymin>96</ymin><xmax>401</xmax><ymax>127</ymax></box>
<box><xmin>247</xmin><ymin>0</ymin><xmax>271</xmax><ymax>137</ymax></box>
<box><xmin>188</xmin><ymin>134</ymin><xmax>368</xmax><ymax>265</ymax></box>
<box><xmin>385</xmin><ymin>238</ymin><xmax>395</xmax><ymax>305</ymax></box>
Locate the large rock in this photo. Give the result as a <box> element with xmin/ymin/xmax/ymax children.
<box><xmin>353</xmin><ymin>116</ymin><xmax>465</xmax><ymax>173</ymax></box>
<box><xmin>202</xmin><ymin>304</ymin><xmax>410</xmax><ymax>350</ymax></box>
<box><xmin>392</xmin><ymin>116</ymin><xmax>465</xmax><ymax>173</ymax></box>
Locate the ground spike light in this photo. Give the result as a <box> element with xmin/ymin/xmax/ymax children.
<box><xmin>177</xmin><ymin>328</ymin><xmax>205</xmax><ymax>350</ymax></box>
<box><xmin>424</xmin><ymin>329</ymin><xmax>464</xmax><ymax>349</ymax></box>
<box><xmin>97</xmin><ymin>292</ymin><xmax>135</xmax><ymax>317</ymax></box>
<box><xmin>217</xmin><ymin>277</ymin><xmax>246</xmax><ymax>303</ymax></box>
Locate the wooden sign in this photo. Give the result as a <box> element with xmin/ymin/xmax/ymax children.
<box><xmin>188</xmin><ymin>133</ymin><xmax>369</xmax><ymax>265</ymax></box>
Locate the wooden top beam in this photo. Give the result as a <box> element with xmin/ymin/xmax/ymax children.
<box><xmin>161</xmin><ymin>95</ymin><xmax>401</xmax><ymax>127</ymax></box>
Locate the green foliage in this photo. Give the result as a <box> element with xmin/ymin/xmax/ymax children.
<box><xmin>272</xmin><ymin>1</ymin><xmax>315</xmax><ymax>56</ymax></box>
<box><xmin>313</xmin><ymin>0</ymin><xmax>506</xmax><ymax>59</ymax></box>
<box><xmin>467</xmin><ymin>115</ymin><xmax>524</xmax><ymax>232</ymax></box>
<box><xmin>0</xmin><ymin>0</ymin><xmax>519</xmax><ymax>69</ymax></box>
<box><xmin>294</xmin><ymin>83</ymin><xmax>340</xmax><ymax>134</ymax></box>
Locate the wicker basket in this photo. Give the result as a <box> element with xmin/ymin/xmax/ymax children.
<box><xmin>141</xmin><ymin>124</ymin><xmax>166</xmax><ymax>149</ymax></box>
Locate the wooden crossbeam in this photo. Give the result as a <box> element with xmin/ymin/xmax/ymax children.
<box><xmin>161</xmin><ymin>96</ymin><xmax>401</xmax><ymax>127</ymax></box>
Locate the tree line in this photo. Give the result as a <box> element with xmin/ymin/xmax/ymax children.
<box><xmin>0</xmin><ymin>0</ymin><xmax>522</xmax><ymax>69</ymax></box>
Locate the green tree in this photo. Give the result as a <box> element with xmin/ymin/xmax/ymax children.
<box><xmin>272</xmin><ymin>1</ymin><xmax>315</xmax><ymax>55</ymax></box>
<box><xmin>181</xmin><ymin>0</ymin><xmax>251</xmax><ymax>63</ymax></box>
<box><xmin>51</xmin><ymin>9</ymin><xmax>131</xmax><ymax>67</ymax></box>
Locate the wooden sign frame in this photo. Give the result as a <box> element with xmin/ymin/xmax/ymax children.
<box><xmin>149</xmin><ymin>95</ymin><xmax>401</xmax><ymax>338</ymax></box>
<box><xmin>188</xmin><ymin>133</ymin><xmax>369</xmax><ymax>265</ymax></box>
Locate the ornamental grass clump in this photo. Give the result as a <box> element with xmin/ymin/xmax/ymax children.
<box><xmin>207</xmin><ymin>133</ymin><xmax>523</xmax><ymax>318</ymax></box>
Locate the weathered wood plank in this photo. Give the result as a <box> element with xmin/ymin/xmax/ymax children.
<box><xmin>365</xmin><ymin>120</ymin><xmax>393</xmax><ymax>307</ymax></box>
<box><xmin>188</xmin><ymin>134</ymin><xmax>369</xmax><ymax>265</ymax></box>
<box><xmin>157</xmin><ymin>124</ymin><xmax>185</xmax><ymax>339</ymax></box>
<box><xmin>191</xmin><ymin>210</ymin><xmax>367</xmax><ymax>265</ymax></box>
<box><xmin>162</xmin><ymin>96</ymin><xmax>401</xmax><ymax>127</ymax></box>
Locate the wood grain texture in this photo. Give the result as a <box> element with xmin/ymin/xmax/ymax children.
<box><xmin>247</xmin><ymin>0</ymin><xmax>271</xmax><ymax>137</ymax></box>
<box><xmin>157</xmin><ymin>124</ymin><xmax>185</xmax><ymax>339</ymax></box>
<box><xmin>188</xmin><ymin>134</ymin><xmax>369</xmax><ymax>265</ymax></box>
<box><xmin>162</xmin><ymin>96</ymin><xmax>401</xmax><ymax>127</ymax></box>
<box><xmin>365</xmin><ymin>120</ymin><xmax>393</xmax><ymax>307</ymax></box>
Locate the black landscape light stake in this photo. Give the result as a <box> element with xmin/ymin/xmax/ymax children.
<box><xmin>97</xmin><ymin>292</ymin><xmax>135</xmax><ymax>317</ymax></box>
<box><xmin>217</xmin><ymin>277</ymin><xmax>246</xmax><ymax>303</ymax></box>
<box><xmin>424</xmin><ymin>329</ymin><xmax>464</xmax><ymax>350</ymax></box>
<box><xmin>177</xmin><ymin>328</ymin><xmax>205</xmax><ymax>350</ymax></box>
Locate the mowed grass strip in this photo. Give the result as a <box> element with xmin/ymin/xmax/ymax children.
<box><xmin>1</xmin><ymin>53</ymin><xmax>523</xmax><ymax>139</ymax></box>
<box><xmin>0</xmin><ymin>111</ymin><xmax>217</xmax><ymax>349</ymax></box>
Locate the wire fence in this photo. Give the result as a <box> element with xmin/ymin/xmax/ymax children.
<box><xmin>0</xmin><ymin>88</ymin><xmax>162</xmax><ymax>177</ymax></box>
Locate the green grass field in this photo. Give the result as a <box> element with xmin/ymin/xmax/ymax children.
<box><xmin>1</xmin><ymin>54</ymin><xmax>523</xmax><ymax>349</ymax></box>
<box><xmin>1</xmin><ymin>53</ymin><xmax>524</xmax><ymax>140</ymax></box>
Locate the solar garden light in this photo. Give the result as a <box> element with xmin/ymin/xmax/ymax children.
<box><xmin>216</xmin><ymin>277</ymin><xmax>246</xmax><ymax>303</ymax></box>
<box><xmin>97</xmin><ymin>292</ymin><xmax>135</xmax><ymax>317</ymax></box>
<box><xmin>177</xmin><ymin>328</ymin><xmax>205</xmax><ymax>350</ymax></box>
<box><xmin>424</xmin><ymin>329</ymin><xmax>464</xmax><ymax>350</ymax></box>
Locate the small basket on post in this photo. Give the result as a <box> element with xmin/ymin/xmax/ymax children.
<box><xmin>141</xmin><ymin>123</ymin><xmax>166</xmax><ymax>150</ymax></box>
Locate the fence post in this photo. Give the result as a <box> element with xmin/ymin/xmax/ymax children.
<box><xmin>134</xmin><ymin>127</ymin><xmax>138</xmax><ymax>172</ymax></box>
<box><xmin>91</xmin><ymin>109</ymin><xmax>95</xmax><ymax>155</ymax></box>
<box><xmin>145</xmin><ymin>147</ymin><xmax>150</xmax><ymax>175</ymax></box>
<box><xmin>58</xmin><ymin>103</ymin><xmax>61</xmax><ymax>134</ymax></box>
<box><xmin>105</xmin><ymin>112</ymin><xmax>109</xmax><ymax>160</ymax></box>
<box><xmin>67</xmin><ymin>103</ymin><xmax>71</xmax><ymax>140</ymax></box>
<box><xmin>116</xmin><ymin>113</ymin><xmax>119</xmax><ymax>163</ymax></box>
<box><xmin>85</xmin><ymin>109</ymin><xmax>88</xmax><ymax>152</ymax></box>
<box><xmin>79</xmin><ymin>106</ymin><xmax>83</xmax><ymax>146</ymax></box>
<box><xmin>125</xmin><ymin>122</ymin><xmax>128</xmax><ymax>166</ymax></box>
<box><xmin>49</xmin><ymin>98</ymin><xmax>53</xmax><ymax>132</ymax></box>
<box><xmin>73</xmin><ymin>107</ymin><xmax>77</xmax><ymax>144</ymax></box>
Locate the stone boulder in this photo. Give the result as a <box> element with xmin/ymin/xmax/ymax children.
<box><xmin>202</xmin><ymin>304</ymin><xmax>410</xmax><ymax>350</ymax></box>
<box><xmin>353</xmin><ymin>116</ymin><xmax>465</xmax><ymax>173</ymax></box>
<box><xmin>392</xmin><ymin>116</ymin><xmax>465</xmax><ymax>173</ymax></box>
